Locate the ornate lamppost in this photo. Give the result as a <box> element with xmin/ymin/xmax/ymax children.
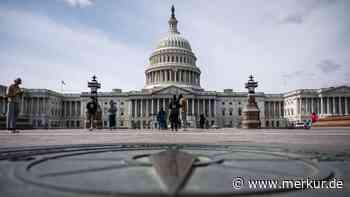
<box><xmin>87</xmin><ymin>75</ymin><xmax>102</xmax><ymax>129</ymax></box>
<box><xmin>88</xmin><ymin>75</ymin><xmax>101</xmax><ymax>98</ymax></box>
<box><xmin>241</xmin><ymin>75</ymin><xmax>261</xmax><ymax>129</ymax></box>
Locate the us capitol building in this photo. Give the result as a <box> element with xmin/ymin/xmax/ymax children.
<box><xmin>1</xmin><ymin>7</ymin><xmax>350</xmax><ymax>129</ymax></box>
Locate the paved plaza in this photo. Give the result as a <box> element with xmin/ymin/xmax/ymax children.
<box><xmin>1</xmin><ymin>127</ymin><xmax>349</xmax><ymax>153</ymax></box>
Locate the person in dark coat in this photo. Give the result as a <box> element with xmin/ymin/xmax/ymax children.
<box><xmin>86</xmin><ymin>97</ymin><xmax>98</xmax><ymax>131</ymax></box>
<box><xmin>169</xmin><ymin>95</ymin><xmax>180</xmax><ymax>132</ymax></box>
<box><xmin>108</xmin><ymin>100</ymin><xmax>117</xmax><ymax>130</ymax></box>
<box><xmin>157</xmin><ymin>107</ymin><xmax>166</xmax><ymax>129</ymax></box>
<box><xmin>199</xmin><ymin>113</ymin><xmax>206</xmax><ymax>129</ymax></box>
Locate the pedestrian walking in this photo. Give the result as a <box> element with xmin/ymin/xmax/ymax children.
<box><xmin>169</xmin><ymin>95</ymin><xmax>180</xmax><ymax>132</ymax></box>
<box><xmin>108</xmin><ymin>100</ymin><xmax>117</xmax><ymax>130</ymax></box>
<box><xmin>86</xmin><ymin>97</ymin><xmax>98</xmax><ymax>131</ymax></box>
<box><xmin>6</xmin><ymin>78</ymin><xmax>23</xmax><ymax>133</ymax></box>
<box><xmin>199</xmin><ymin>113</ymin><xmax>206</xmax><ymax>129</ymax></box>
<box><xmin>157</xmin><ymin>107</ymin><xmax>166</xmax><ymax>129</ymax></box>
<box><xmin>179</xmin><ymin>94</ymin><xmax>187</xmax><ymax>131</ymax></box>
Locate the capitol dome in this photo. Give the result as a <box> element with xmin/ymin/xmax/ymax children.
<box><xmin>144</xmin><ymin>5</ymin><xmax>202</xmax><ymax>90</ymax></box>
<box><xmin>156</xmin><ymin>34</ymin><xmax>192</xmax><ymax>51</ymax></box>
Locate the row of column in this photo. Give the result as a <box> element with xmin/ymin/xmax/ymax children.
<box><xmin>62</xmin><ymin>101</ymin><xmax>81</xmax><ymax>117</ymax></box>
<box><xmin>129</xmin><ymin>98</ymin><xmax>216</xmax><ymax>118</ymax></box>
<box><xmin>18</xmin><ymin>98</ymin><xmax>82</xmax><ymax>117</ymax></box>
<box><xmin>146</xmin><ymin>69</ymin><xmax>199</xmax><ymax>85</ymax></box>
<box><xmin>22</xmin><ymin>97</ymin><xmax>48</xmax><ymax>116</ymax></box>
<box><xmin>265</xmin><ymin>101</ymin><xmax>284</xmax><ymax>119</ymax></box>
<box><xmin>150</xmin><ymin>54</ymin><xmax>195</xmax><ymax>65</ymax></box>
<box><xmin>298</xmin><ymin>96</ymin><xmax>350</xmax><ymax>116</ymax></box>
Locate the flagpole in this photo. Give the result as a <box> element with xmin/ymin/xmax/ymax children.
<box><xmin>61</xmin><ymin>81</ymin><xmax>64</xmax><ymax>93</ymax></box>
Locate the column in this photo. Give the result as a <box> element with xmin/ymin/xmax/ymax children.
<box><xmin>179</xmin><ymin>71</ymin><xmax>182</xmax><ymax>83</ymax></box>
<box><xmin>320</xmin><ymin>97</ymin><xmax>324</xmax><ymax>115</ymax></box>
<box><xmin>71</xmin><ymin>101</ymin><xmax>74</xmax><ymax>117</ymax></box>
<box><xmin>151</xmin><ymin>99</ymin><xmax>154</xmax><ymax>115</ymax></box>
<box><xmin>70</xmin><ymin>101</ymin><xmax>73</xmax><ymax>117</ymax></box>
<box><xmin>197</xmin><ymin>99</ymin><xmax>200</xmax><ymax>116</ymax></box>
<box><xmin>145</xmin><ymin>99</ymin><xmax>148</xmax><ymax>117</ymax></box>
<box><xmin>345</xmin><ymin>97</ymin><xmax>348</xmax><ymax>115</ymax></box>
<box><xmin>30</xmin><ymin>98</ymin><xmax>33</xmax><ymax>115</ymax></box>
<box><xmin>156</xmin><ymin>99</ymin><xmax>159</xmax><ymax>114</ymax></box>
<box><xmin>208</xmin><ymin>99</ymin><xmax>212</xmax><ymax>117</ymax></box>
<box><xmin>191</xmin><ymin>98</ymin><xmax>194</xmax><ymax>116</ymax></box>
<box><xmin>213</xmin><ymin>99</ymin><xmax>216</xmax><ymax>117</ymax></box>
<box><xmin>187</xmin><ymin>71</ymin><xmax>190</xmax><ymax>84</ymax></box>
<box><xmin>326</xmin><ymin>97</ymin><xmax>329</xmax><ymax>115</ymax></box>
<box><xmin>37</xmin><ymin>98</ymin><xmax>40</xmax><ymax>115</ymax></box>
<box><xmin>130</xmin><ymin>100</ymin><xmax>133</xmax><ymax>117</ymax></box>
<box><xmin>76</xmin><ymin>101</ymin><xmax>79</xmax><ymax>117</ymax></box>
<box><xmin>338</xmin><ymin>97</ymin><xmax>342</xmax><ymax>115</ymax></box>
<box><xmin>186</xmin><ymin>71</ymin><xmax>189</xmax><ymax>84</ymax></box>
<box><xmin>140</xmin><ymin>98</ymin><xmax>143</xmax><ymax>117</ymax></box>
<box><xmin>65</xmin><ymin>101</ymin><xmax>67</xmax><ymax>117</ymax></box>
<box><xmin>281</xmin><ymin>101</ymin><xmax>284</xmax><ymax>118</ymax></box>
<box><xmin>332</xmin><ymin>97</ymin><xmax>336</xmax><ymax>115</ymax></box>
<box><xmin>298</xmin><ymin>98</ymin><xmax>302</xmax><ymax>116</ymax></box>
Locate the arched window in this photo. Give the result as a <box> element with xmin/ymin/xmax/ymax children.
<box><xmin>171</xmin><ymin>56</ymin><xmax>174</xmax><ymax>62</ymax></box>
<box><xmin>180</xmin><ymin>56</ymin><xmax>183</xmax><ymax>62</ymax></box>
<box><xmin>167</xmin><ymin>56</ymin><xmax>170</xmax><ymax>62</ymax></box>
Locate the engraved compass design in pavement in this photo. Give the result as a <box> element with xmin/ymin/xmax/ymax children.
<box><xmin>0</xmin><ymin>144</ymin><xmax>337</xmax><ymax>197</ymax></box>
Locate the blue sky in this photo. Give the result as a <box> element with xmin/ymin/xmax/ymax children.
<box><xmin>0</xmin><ymin>0</ymin><xmax>349</xmax><ymax>93</ymax></box>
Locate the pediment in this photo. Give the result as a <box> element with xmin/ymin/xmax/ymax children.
<box><xmin>151</xmin><ymin>85</ymin><xmax>193</xmax><ymax>95</ymax></box>
<box><xmin>321</xmin><ymin>86</ymin><xmax>350</xmax><ymax>94</ymax></box>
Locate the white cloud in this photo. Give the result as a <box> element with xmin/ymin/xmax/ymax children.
<box><xmin>63</xmin><ymin>0</ymin><xmax>93</xmax><ymax>8</ymax></box>
<box><xmin>0</xmin><ymin>8</ymin><xmax>147</xmax><ymax>92</ymax></box>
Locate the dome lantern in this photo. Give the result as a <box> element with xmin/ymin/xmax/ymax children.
<box><xmin>168</xmin><ymin>5</ymin><xmax>179</xmax><ymax>34</ymax></box>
